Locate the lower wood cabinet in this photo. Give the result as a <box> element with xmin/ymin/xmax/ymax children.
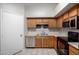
<box><xmin>35</xmin><ymin>36</ymin><xmax>57</xmax><ymax>48</ymax></box>
<box><xmin>42</xmin><ymin>37</ymin><xmax>54</xmax><ymax>48</ymax></box>
<box><xmin>53</xmin><ymin>37</ymin><xmax>57</xmax><ymax>49</ymax></box>
<box><xmin>35</xmin><ymin>37</ymin><xmax>42</xmax><ymax>48</ymax></box>
<box><xmin>69</xmin><ymin>45</ymin><xmax>78</xmax><ymax>55</ymax></box>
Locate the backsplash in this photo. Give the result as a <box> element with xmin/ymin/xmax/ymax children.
<box><xmin>25</xmin><ymin>28</ymin><xmax>68</xmax><ymax>36</ymax></box>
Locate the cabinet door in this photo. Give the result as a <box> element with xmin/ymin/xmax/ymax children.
<box><xmin>27</xmin><ymin>19</ymin><xmax>36</xmax><ymax>28</ymax></box>
<box><xmin>42</xmin><ymin>37</ymin><xmax>49</xmax><ymax>48</ymax></box>
<box><xmin>69</xmin><ymin>5</ymin><xmax>78</xmax><ymax>17</ymax></box>
<box><xmin>35</xmin><ymin>37</ymin><xmax>42</xmax><ymax>48</ymax></box>
<box><xmin>78</xmin><ymin>4</ymin><xmax>79</xmax><ymax>16</ymax></box>
<box><xmin>63</xmin><ymin>12</ymin><xmax>69</xmax><ymax>20</ymax></box>
<box><xmin>36</xmin><ymin>19</ymin><xmax>42</xmax><ymax>24</ymax></box>
<box><xmin>56</xmin><ymin>16</ymin><xmax>63</xmax><ymax>28</ymax></box>
<box><xmin>43</xmin><ymin>37</ymin><xmax>54</xmax><ymax>48</ymax></box>
<box><xmin>54</xmin><ymin>37</ymin><xmax>57</xmax><ymax>49</ymax></box>
<box><xmin>27</xmin><ymin>19</ymin><xmax>31</xmax><ymax>28</ymax></box>
<box><xmin>48</xmin><ymin>19</ymin><xmax>56</xmax><ymax>28</ymax></box>
<box><xmin>42</xmin><ymin>19</ymin><xmax>48</xmax><ymax>24</ymax></box>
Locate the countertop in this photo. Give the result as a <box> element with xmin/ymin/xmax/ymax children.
<box><xmin>25</xmin><ymin>34</ymin><xmax>68</xmax><ymax>37</ymax></box>
<box><xmin>68</xmin><ymin>42</ymin><xmax>79</xmax><ymax>49</ymax></box>
<box><xmin>25</xmin><ymin>35</ymin><xmax>79</xmax><ymax>49</ymax></box>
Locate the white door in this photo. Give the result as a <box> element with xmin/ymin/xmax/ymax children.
<box><xmin>1</xmin><ymin>11</ymin><xmax>24</xmax><ymax>55</ymax></box>
<box><xmin>0</xmin><ymin>6</ymin><xmax>1</xmax><ymax>55</ymax></box>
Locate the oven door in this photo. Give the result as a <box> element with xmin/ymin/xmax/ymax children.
<box><xmin>57</xmin><ymin>38</ymin><xmax>69</xmax><ymax>55</ymax></box>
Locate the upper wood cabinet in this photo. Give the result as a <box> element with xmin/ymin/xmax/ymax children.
<box><xmin>27</xmin><ymin>19</ymin><xmax>36</xmax><ymax>28</ymax></box>
<box><xmin>63</xmin><ymin>12</ymin><xmax>69</xmax><ymax>20</ymax></box>
<box><xmin>56</xmin><ymin>16</ymin><xmax>63</xmax><ymax>28</ymax></box>
<box><xmin>42</xmin><ymin>19</ymin><xmax>49</xmax><ymax>24</ymax></box>
<box><xmin>69</xmin><ymin>5</ymin><xmax>78</xmax><ymax>17</ymax></box>
<box><xmin>36</xmin><ymin>19</ymin><xmax>42</xmax><ymax>24</ymax></box>
<box><xmin>78</xmin><ymin>4</ymin><xmax>79</xmax><ymax>16</ymax></box>
<box><xmin>27</xmin><ymin>18</ymin><xmax>57</xmax><ymax>28</ymax></box>
<box><xmin>48</xmin><ymin>19</ymin><xmax>57</xmax><ymax>28</ymax></box>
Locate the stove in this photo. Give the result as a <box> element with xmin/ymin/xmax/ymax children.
<box><xmin>57</xmin><ymin>37</ymin><xmax>69</xmax><ymax>55</ymax></box>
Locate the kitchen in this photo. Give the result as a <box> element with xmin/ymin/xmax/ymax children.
<box><xmin>24</xmin><ymin>3</ymin><xmax>79</xmax><ymax>55</ymax></box>
<box><xmin>0</xmin><ymin>3</ymin><xmax>79</xmax><ymax>55</ymax></box>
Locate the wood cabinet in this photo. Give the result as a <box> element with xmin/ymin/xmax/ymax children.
<box><xmin>36</xmin><ymin>19</ymin><xmax>42</xmax><ymax>24</ymax></box>
<box><xmin>35</xmin><ymin>36</ymin><xmax>56</xmax><ymax>48</ymax></box>
<box><xmin>69</xmin><ymin>5</ymin><xmax>78</xmax><ymax>17</ymax></box>
<box><xmin>27</xmin><ymin>19</ymin><xmax>36</xmax><ymax>28</ymax></box>
<box><xmin>63</xmin><ymin>12</ymin><xmax>69</xmax><ymax>20</ymax></box>
<box><xmin>78</xmin><ymin>4</ymin><xmax>79</xmax><ymax>16</ymax></box>
<box><xmin>69</xmin><ymin>45</ymin><xmax>78</xmax><ymax>55</ymax></box>
<box><xmin>53</xmin><ymin>37</ymin><xmax>57</xmax><ymax>49</ymax></box>
<box><xmin>42</xmin><ymin>19</ymin><xmax>49</xmax><ymax>24</ymax></box>
<box><xmin>56</xmin><ymin>16</ymin><xmax>63</xmax><ymax>28</ymax></box>
<box><xmin>43</xmin><ymin>36</ymin><xmax>54</xmax><ymax>48</ymax></box>
<box><xmin>27</xmin><ymin>18</ymin><xmax>57</xmax><ymax>28</ymax></box>
<box><xmin>48</xmin><ymin>19</ymin><xmax>57</xmax><ymax>28</ymax></box>
<box><xmin>35</xmin><ymin>36</ymin><xmax>42</xmax><ymax>48</ymax></box>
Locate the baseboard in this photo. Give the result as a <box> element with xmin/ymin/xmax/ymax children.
<box><xmin>12</xmin><ymin>50</ymin><xmax>23</xmax><ymax>55</ymax></box>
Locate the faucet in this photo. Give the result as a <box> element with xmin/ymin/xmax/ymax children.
<box><xmin>41</xmin><ymin>31</ymin><xmax>45</xmax><ymax>36</ymax></box>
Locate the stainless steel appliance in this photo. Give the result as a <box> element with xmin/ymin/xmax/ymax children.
<box><xmin>63</xmin><ymin>16</ymin><xmax>79</xmax><ymax>29</ymax></box>
<box><xmin>68</xmin><ymin>31</ymin><xmax>79</xmax><ymax>42</ymax></box>
<box><xmin>70</xmin><ymin>16</ymin><xmax>79</xmax><ymax>29</ymax></box>
<box><xmin>63</xmin><ymin>20</ymin><xmax>70</xmax><ymax>28</ymax></box>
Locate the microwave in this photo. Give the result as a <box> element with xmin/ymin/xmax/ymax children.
<box><xmin>68</xmin><ymin>31</ymin><xmax>79</xmax><ymax>42</ymax></box>
<box><xmin>63</xmin><ymin>16</ymin><xmax>79</xmax><ymax>29</ymax></box>
<box><xmin>63</xmin><ymin>20</ymin><xmax>70</xmax><ymax>28</ymax></box>
<box><xmin>70</xmin><ymin>16</ymin><xmax>79</xmax><ymax>29</ymax></box>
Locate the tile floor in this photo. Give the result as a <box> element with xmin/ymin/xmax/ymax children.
<box><xmin>16</xmin><ymin>48</ymin><xmax>57</xmax><ymax>55</ymax></box>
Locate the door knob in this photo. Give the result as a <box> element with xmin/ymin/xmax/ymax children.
<box><xmin>20</xmin><ymin>34</ymin><xmax>23</xmax><ymax>37</ymax></box>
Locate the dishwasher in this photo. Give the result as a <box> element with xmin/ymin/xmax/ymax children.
<box><xmin>25</xmin><ymin>36</ymin><xmax>35</xmax><ymax>48</ymax></box>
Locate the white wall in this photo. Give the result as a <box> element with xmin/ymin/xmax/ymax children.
<box><xmin>24</xmin><ymin>3</ymin><xmax>74</xmax><ymax>17</ymax></box>
<box><xmin>0</xmin><ymin>4</ymin><xmax>1</xmax><ymax>54</ymax></box>
<box><xmin>25</xmin><ymin>3</ymin><xmax>57</xmax><ymax>17</ymax></box>
<box><xmin>1</xmin><ymin>4</ymin><xmax>25</xmax><ymax>55</ymax></box>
